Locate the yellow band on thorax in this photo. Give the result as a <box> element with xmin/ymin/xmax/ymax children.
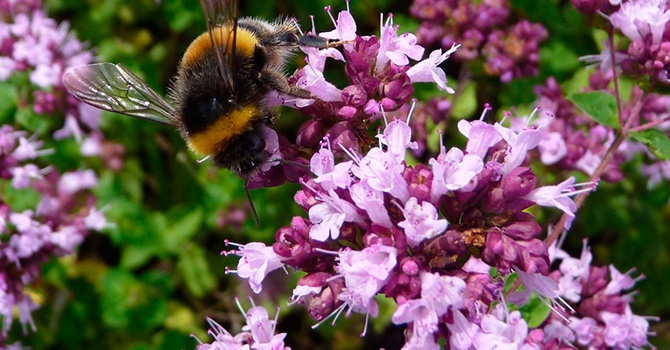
<box><xmin>181</xmin><ymin>26</ymin><xmax>257</xmax><ymax>69</ymax></box>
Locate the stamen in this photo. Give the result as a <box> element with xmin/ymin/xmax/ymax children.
<box><xmin>381</xmin><ymin>105</ymin><xmax>388</xmax><ymax>126</ymax></box>
<box><xmin>379</xmin><ymin>13</ymin><xmax>383</xmax><ymax>37</ymax></box>
<box><xmin>391</xmin><ymin>199</ymin><xmax>406</xmax><ymax>217</ymax></box>
<box><xmin>325</xmin><ymin>6</ymin><xmax>337</xmax><ymax>28</ymax></box>
<box><xmin>273</xmin><ymin>306</ymin><xmax>281</xmax><ymax>330</ymax></box>
<box><xmin>377</xmin><ymin>126</ymin><xmax>383</xmax><ymax>148</ymax></box>
<box><xmin>224</xmin><ymin>240</ymin><xmax>243</xmax><ymax>248</ymax></box>
<box><xmin>437</xmin><ymin>130</ymin><xmax>446</xmax><ymax>156</ymax></box>
<box><xmin>526</xmin><ymin>107</ymin><xmax>541</xmax><ymax>126</ymax></box>
<box><xmin>331</xmin><ymin>303</ymin><xmax>347</xmax><ymax>325</ymax></box>
<box><xmin>313</xmin><ymin>247</ymin><xmax>340</xmax><ymax>255</ymax></box>
<box><xmin>39</xmin><ymin>165</ymin><xmax>53</xmax><ymax>176</ymax></box>
<box><xmin>310</xmin><ymin>15</ymin><xmax>316</xmax><ymax>34</ymax></box>
<box><xmin>234</xmin><ymin>297</ymin><xmax>245</xmax><ymax>316</ymax></box>
<box><xmin>324</xmin><ymin>134</ymin><xmax>332</xmax><ymax>152</ymax></box>
<box><xmin>361</xmin><ymin>312</ymin><xmax>370</xmax><ymax>336</ymax></box>
<box><xmin>500</xmin><ymin>111</ymin><xmax>511</xmax><ymax>125</ymax></box>
<box><xmin>190</xmin><ymin>333</ymin><xmax>203</xmax><ymax>345</ymax></box>
<box><xmin>559</xmin><ymin>181</ymin><xmax>597</xmax><ymax>198</ymax></box>
<box><xmin>197</xmin><ymin>155</ymin><xmax>210</xmax><ymax>163</ymax></box>
<box><xmin>337</xmin><ymin>143</ymin><xmax>362</xmax><ymax>164</ymax></box>
<box><xmin>299</xmin><ymin>178</ymin><xmax>319</xmax><ymax>193</ymax></box>
<box><xmin>406</xmin><ymin>98</ymin><xmax>417</xmax><ymax>124</ymax></box>
<box><xmin>311</xmin><ymin>303</ymin><xmax>345</xmax><ymax>329</ymax></box>
<box><xmin>479</xmin><ymin>103</ymin><xmax>492</xmax><ymax>121</ymax></box>
<box><xmin>35</xmin><ymin>148</ymin><xmax>55</xmax><ymax>157</ymax></box>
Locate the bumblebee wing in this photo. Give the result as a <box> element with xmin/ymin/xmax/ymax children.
<box><xmin>199</xmin><ymin>0</ymin><xmax>238</xmax><ymax>96</ymax></box>
<box><xmin>63</xmin><ymin>63</ymin><xmax>177</xmax><ymax>126</ymax></box>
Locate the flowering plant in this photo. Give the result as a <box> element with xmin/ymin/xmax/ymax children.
<box><xmin>2</xmin><ymin>0</ymin><xmax>669</xmax><ymax>349</ymax></box>
<box><xmin>200</xmin><ymin>1</ymin><xmax>668</xmax><ymax>349</ymax></box>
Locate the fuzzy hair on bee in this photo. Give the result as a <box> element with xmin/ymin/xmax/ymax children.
<box><xmin>62</xmin><ymin>0</ymin><xmax>331</xmax><ymax>177</ymax></box>
<box><xmin>169</xmin><ymin>16</ymin><xmax>320</xmax><ymax>175</ymax></box>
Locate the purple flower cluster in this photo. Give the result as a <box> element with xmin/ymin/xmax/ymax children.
<box><xmin>529</xmin><ymin>71</ymin><xmax>670</xmax><ymax>187</ymax></box>
<box><xmin>195</xmin><ymin>300</ymin><xmax>289</xmax><ymax>350</ymax></box>
<box><xmin>204</xmin><ymin>3</ymin><xmax>663</xmax><ymax>349</ymax></box>
<box><xmin>0</xmin><ymin>125</ymin><xmax>106</xmax><ymax>345</ymax></box>
<box><xmin>250</xmin><ymin>7</ymin><xmax>458</xmax><ymax>188</ymax></box>
<box><xmin>580</xmin><ymin>0</ymin><xmax>670</xmax><ymax>86</ymax></box>
<box><xmin>0</xmin><ymin>2</ymin><xmax>109</xmax><ymax>345</ymax></box>
<box><xmin>521</xmin><ymin>78</ymin><xmax>626</xmax><ymax>182</ymax></box>
<box><xmin>0</xmin><ymin>1</ymin><xmax>118</xmax><ymax>159</ymax></box>
<box><xmin>410</xmin><ymin>0</ymin><xmax>548</xmax><ymax>82</ymax></box>
<box><xmin>538</xmin><ymin>240</ymin><xmax>656</xmax><ymax>349</ymax></box>
<box><xmin>228</xmin><ymin>107</ymin><xmax>604</xmax><ymax>347</ymax></box>
<box><xmin>482</xmin><ymin>20</ymin><xmax>548</xmax><ymax>83</ymax></box>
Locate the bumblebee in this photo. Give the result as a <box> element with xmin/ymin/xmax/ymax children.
<box><xmin>63</xmin><ymin>0</ymin><xmax>330</xmax><ymax>176</ymax></box>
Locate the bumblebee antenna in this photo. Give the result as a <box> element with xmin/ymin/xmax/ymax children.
<box><xmin>243</xmin><ymin>180</ymin><xmax>260</xmax><ymax>227</ymax></box>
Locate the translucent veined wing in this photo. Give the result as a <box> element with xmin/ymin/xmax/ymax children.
<box><xmin>199</xmin><ymin>0</ymin><xmax>238</xmax><ymax>98</ymax></box>
<box><xmin>63</xmin><ymin>63</ymin><xmax>177</xmax><ymax>126</ymax></box>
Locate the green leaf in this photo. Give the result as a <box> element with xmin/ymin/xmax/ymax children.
<box><xmin>519</xmin><ymin>294</ymin><xmax>552</xmax><ymax>328</ymax></box>
<box><xmin>176</xmin><ymin>244</ymin><xmax>216</xmax><ymax>297</ymax></box>
<box><xmin>16</xmin><ymin>107</ymin><xmax>52</xmax><ymax>134</ymax></box>
<box><xmin>0</xmin><ymin>83</ymin><xmax>17</xmax><ymax>121</ymax></box>
<box><xmin>163</xmin><ymin>208</ymin><xmax>204</xmax><ymax>253</ymax></box>
<box><xmin>631</xmin><ymin>129</ymin><xmax>670</xmax><ymax>160</ymax></box>
<box><xmin>120</xmin><ymin>245</ymin><xmax>156</xmax><ymax>269</ymax></box>
<box><xmin>451</xmin><ymin>82</ymin><xmax>477</xmax><ymax>119</ymax></box>
<box><xmin>101</xmin><ymin>269</ymin><xmax>169</xmax><ymax>330</ymax></box>
<box><xmin>100</xmin><ymin>269</ymin><xmax>137</xmax><ymax>328</ymax></box>
<box><xmin>569</xmin><ymin>91</ymin><xmax>619</xmax><ymax>128</ymax></box>
<box><xmin>539</xmin><ymin>40</ymin><xmax>580</xmax><ymax>75</ymax></box>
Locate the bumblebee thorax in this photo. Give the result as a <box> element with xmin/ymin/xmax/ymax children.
<box><xmin>180</xmin><ymin>26</ymin><xmax>258</xmax><ymax>70</ymax></box>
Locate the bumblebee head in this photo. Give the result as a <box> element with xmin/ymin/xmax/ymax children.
<box><xmin>213</xmin><ymin>129</ymin><xmax>267</xmax><ymax>175</ymax></box>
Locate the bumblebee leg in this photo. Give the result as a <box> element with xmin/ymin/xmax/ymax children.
<box><xmin>259</xmin><ymin>69</ymin><xmax>312</xmax><ymax>99</ymax></box>
<box><xmin>297</xmin><ymin>35</ymin><xmax>330</xmax><ymax>49</ymax></box>
<box><xmin>264</xmin><ymin>109</ymin><xmax>278</xmax><ymax>124</ymax></box>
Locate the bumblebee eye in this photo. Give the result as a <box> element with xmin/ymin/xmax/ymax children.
<box><xmin>242</xmin><ymin>131</ymin><xmax>265</xmax><ymax>153</ymax></box>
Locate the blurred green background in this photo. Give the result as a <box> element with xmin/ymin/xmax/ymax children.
<box><xmin>3</xmin><ymin>0</ymin><xmax>669</xmax><ymax>348</ymax></box>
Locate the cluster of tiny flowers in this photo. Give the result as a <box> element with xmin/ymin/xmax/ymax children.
<box><xmin>529</xmin><ymin>71</ymin><xmax>670</xmax><ymax>187</ymax></box>
<box><xmin>228</xmin><ymin>102</ymin><xmax>601</xmax><ymax>347</ymax></box>
<box><xmin>610</xmin><ymin>0</ymin><xmax>670</xmax><ymax>85</ymax></box>
<box><xmin>0</xmin><ymin>0</ymin><xmax>40</xmax><ymax>15</ymax></box>
<box><xmin>0</xmin><ymin>125</ymin><xmax>106</xmax><ymax>345</ymax></box>
<box><xmin>577</xmin><ymin>0</ymin><xmax>670</xmax><ymax>86</ymax></box>
<box><xmin>535</xmin><ymin>239</ymin><xmax>657</xmax><ymax>349</ymax></box>
<box><xmin>0</xmin><ymin>0</ymin><xmax>126</xmax><ymax>166</ymax></box>
<box><xmin>409</xmin><ymin>0</ymin><xmax>548</xmax><ymax>82</ymax></box>
<box><xmin>194</xmin><ymin>300</ymin><xmax>289</xmax><ymax>350</ymax></box>
<box><xmin>251</xmin><ymin>6</ymin><xmax>458</xmax><ymax>187</ymax></box>
<box><xmin>516</xmin><ymin>78</ymin><xmax>625</xmax><ymax>182</ymax></box>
